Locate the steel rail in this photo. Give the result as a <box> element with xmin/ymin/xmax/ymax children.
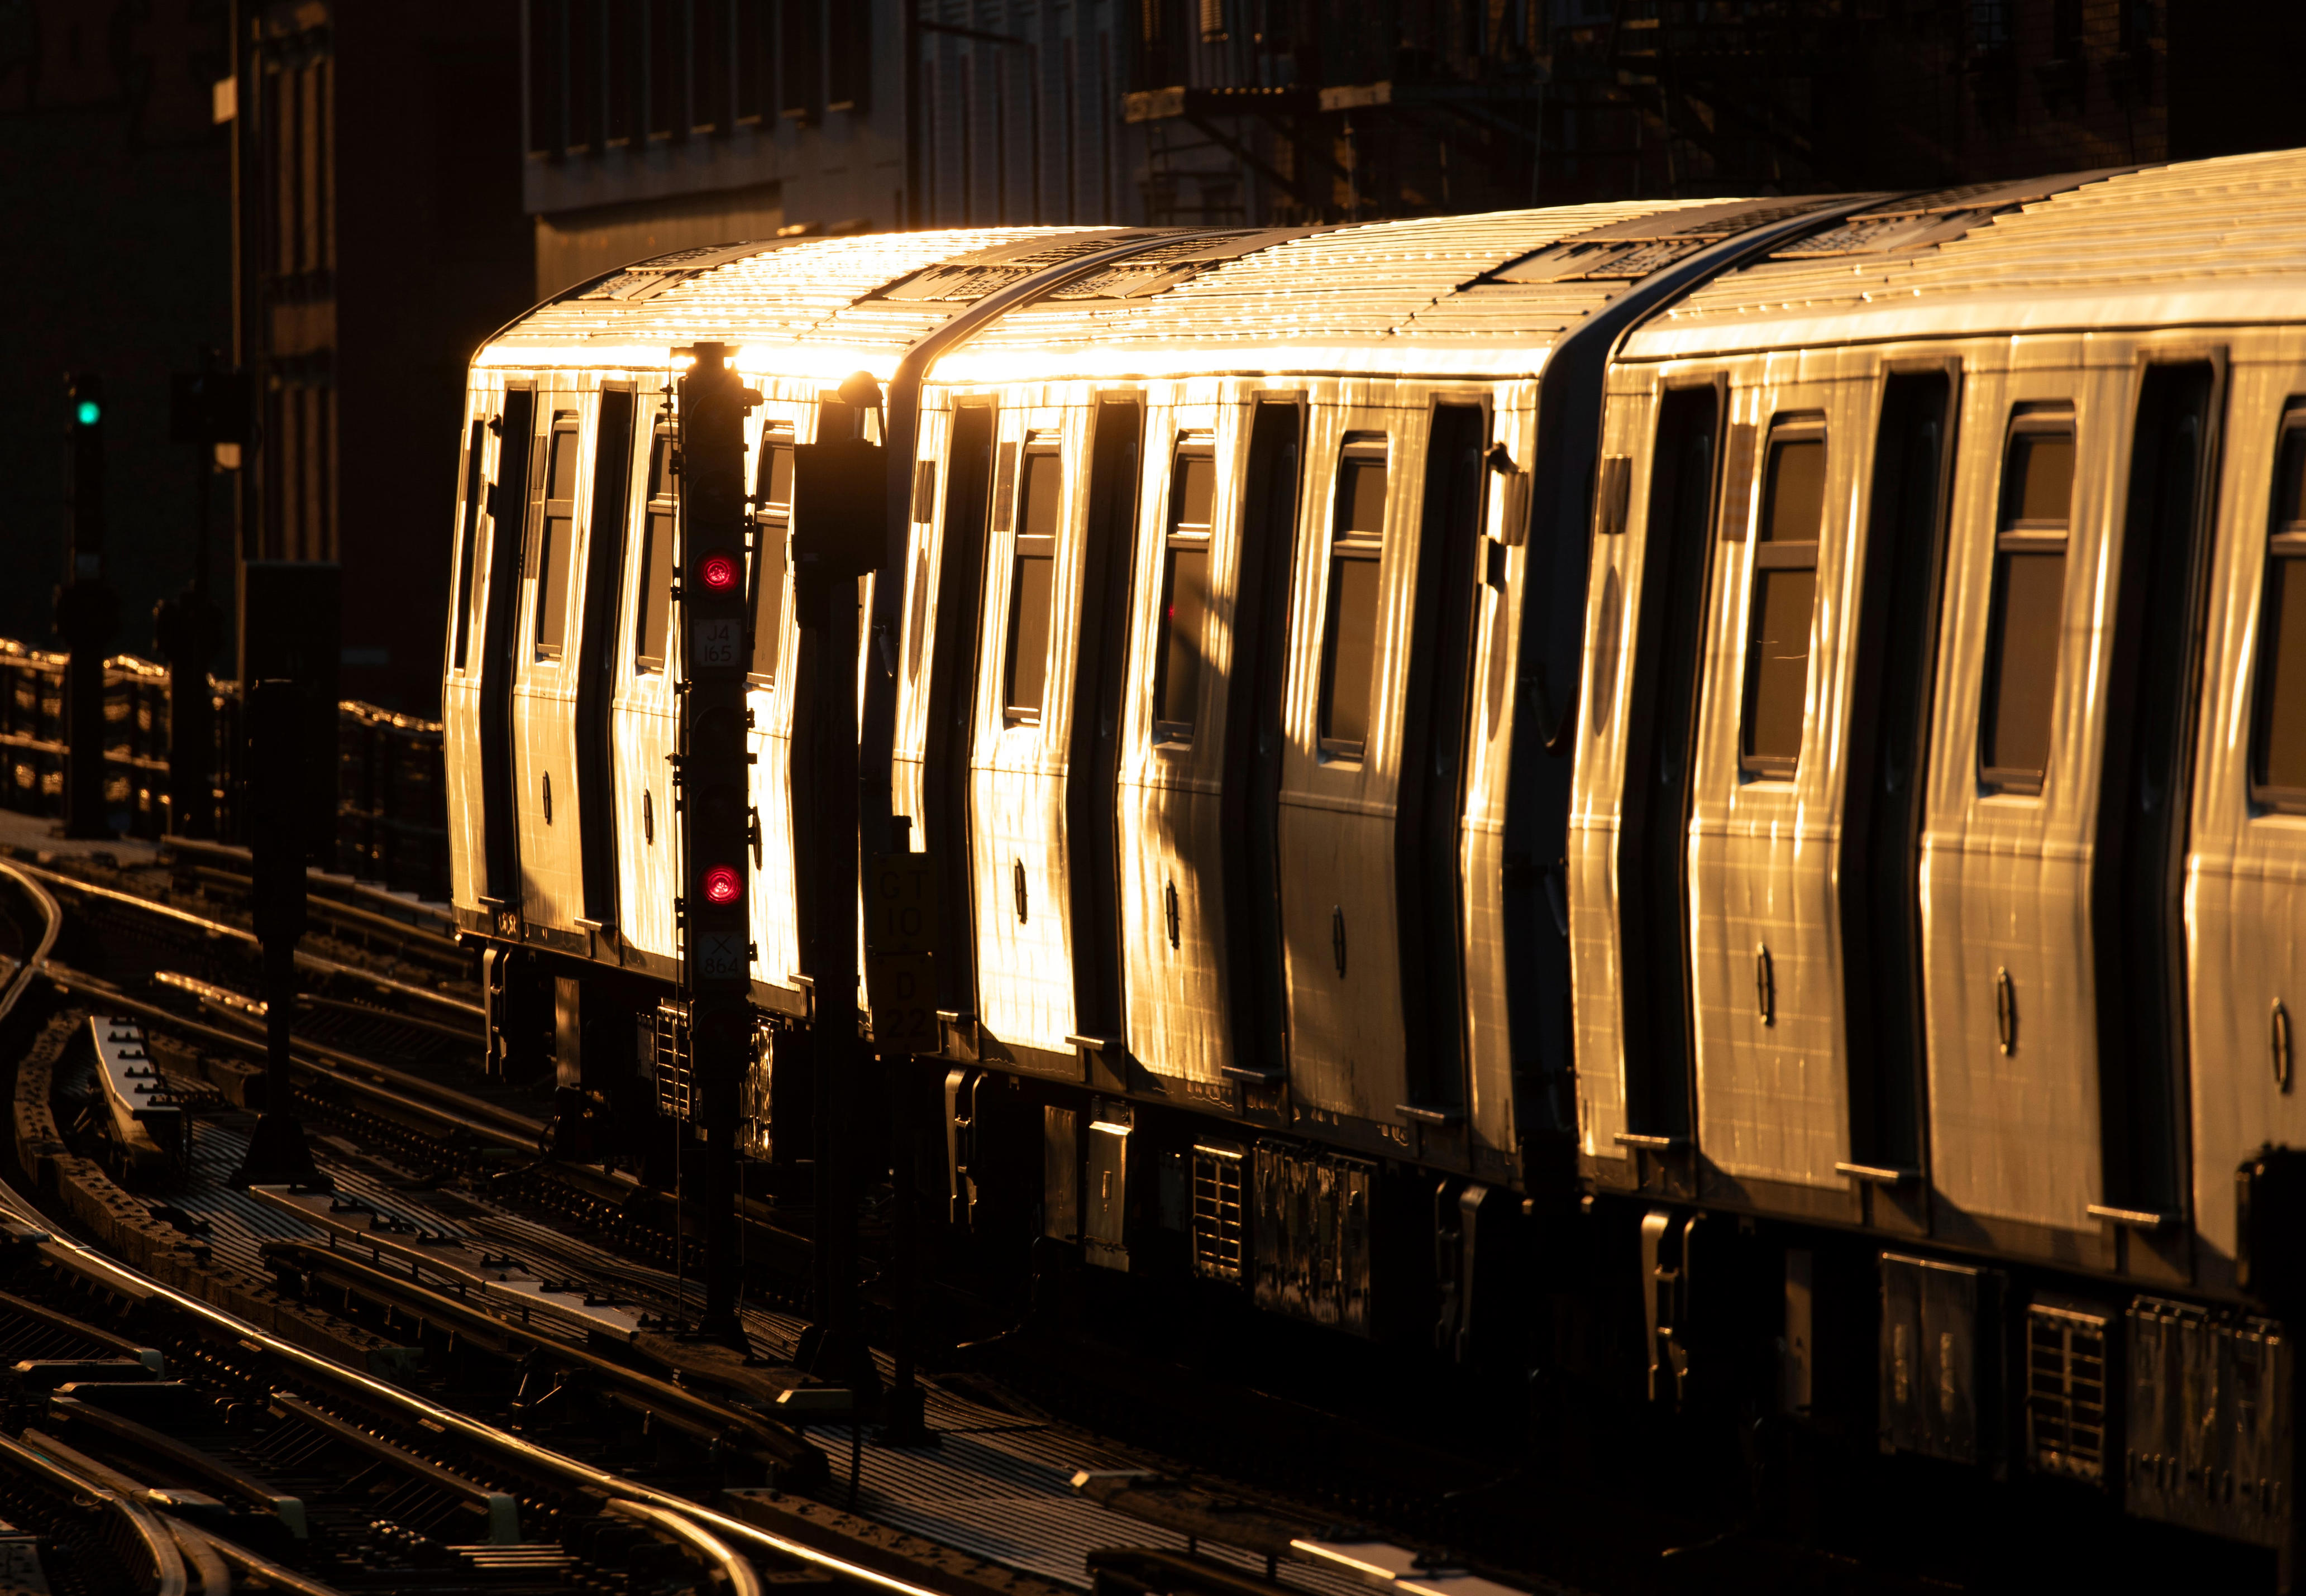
<box><xmin>0</xmin><ymin>1430</ymin><xmax>189</xmax><ymax>1596</ymax></box>
<box><xmin>168</xmin><ymin>1516</ymin><xmax>349</xmax><ymax>1596</ymax></box>
<box><xmin>10</xmin><ymin>861</ymin><xmax>483</xmax><ymax>1020</ymax></box>
<box><xmin>610</xmin><ymin>1497</ymin><xmax>766</xmax><ymax>1596</ymax></box>
<box><xmin>36</xmin><ymin>958</ymin><xmax>538</xmax><ymax>1146</ymax></box>
<box><xmin>0</xmin><ymin>862</ymin><xmax>61</xmax><ymax>1020</ymax></box>
<box><xmin>0</xmin><ymin>1176</ymin><xmax>951</xmax><ymax>1596</ymax></box>
<box><xmin>179</xmin><ymin>862</ymin><xmax>467</xmax><ymax>961</ymax></box>
<box><xmin>161</xmin><ymin>833</ymin><xmax>457</xmax><ymax>929</ymax></box>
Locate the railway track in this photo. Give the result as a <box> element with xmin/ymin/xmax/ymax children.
<box><xmin>0</xmin><ymin>856</ymin><xmax>1104</xmax><ymax>1596</ymax></box>
<box><xmin>0</xmin><ymin>853</ymin><xmax>1554</xmax><ymax>1596</ymax></box>
<box><xmin>0</xmin><ymin>848</ymin><xmax>2058</xmax><ymax>1596</ymax></box>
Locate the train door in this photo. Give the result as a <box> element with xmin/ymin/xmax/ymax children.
<box><xmin>1276</xmin><ymin>396</ymin><xmax>1434</xmax><ymax>1139</ymax></box>
<box><xmin>1685</xmin><ymin>374</ymin><xmax>1853</xmax><ymax>1201</ymax></box>
<box><xmin>1839</xmin><ymin>367</ymin><xmax>1958</xmax><ymax>1203</ymax></box>
<box><xmin>1064</xmin><ymin>396</ymin><xmax>1145</xmax><ymax>1059</ymax></box>
<box><xmin>969</xmin><ymin>403</ymin><xmax>1090</xmax><ymax>1065</ymax></box>
<box><xmin>1920</xmin><ymin>364</ymin><xmax>2106</xmax><ymax>1246</ymax></box>
<box><xmin>919</xmin><ymin>403</ymin><xmax>997</xmax><ymax>1026</ymax></box>
<box><xmin>1455</xmin><ymin>394</ymin><xmax>1534</xmax><ymax>1181</ymax></box>
<box><xmin>2187</xmin><ymin>372</ymin><xmax>2306</xmax><ymax>1286</ymax></box>
<box><xmin>574</xmin><ymin>385</ymin><xmax>637</xmax><ymax>936</ymax></box>
<box><xmin>1613</xmin><ymin>382</ymin><xmax>1721</xmax><ymax>1159</ymax></box>
<box><xmin>1220</xmin><ymin>399</ymin><xmax>1307</xmax><ymax>1084</ymax></box>
<box><xmin>611</xmin><ymin>398</ymin><xmax>681</xmax><ymax>969</ymax></box>
<box><xmin>744</xmin><ymin>407</ymin><xmax>806</xmax><ymax>1006</ymax></box>
<box><xmin>443</xmin><ymin>394</ymin><xmax>493</xmax><ymax>909</ymax></box>
<box><xmin>1393</xmin><ymin>402</ymin><xmax>1491</xmax><ymax>1136</ymax></box>
<box><xmin>510</xmin><ymin>396</ymin><xmax>586</xmax><ymax>935</ymax></box>
<box><xmin>1118</xmin><ymin>395</ymin><xmax>1290</xmax><ymax>1089</ymax></box>
<box><xmin>475</xmin><ymin>385</ymin><xmax>536</xmax><ymax>923</ymax></box>
<box><xmin>2091</xmin><ymin>358</ymin><xmax>2222</xmax><ymax>1244</ymax></box>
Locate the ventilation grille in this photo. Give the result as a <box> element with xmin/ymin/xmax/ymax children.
<box><xmin>1191</xmin><ymin>1142</ymin><xmax>1245</xmax><ymax>1283</ymax></box>
<box><xmin>2026</xmin><ymin>1299</ymin><xmax>2109</xmax><ymax>1485</ymax></box>
<box><xmin>652</xmin><ymin>998</ymin><xmax>692</xmax><ymax>1123</ymax></box>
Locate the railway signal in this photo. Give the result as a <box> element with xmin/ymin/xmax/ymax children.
<box><xmin>56</xmin><ymin>373</ymin><xmax>117</xmax><ymax>840</ymax></box>
<box><xmin>674</xmin><ymin>342</ymin><xmax>761</xmax><ymax>1345</ymax></box>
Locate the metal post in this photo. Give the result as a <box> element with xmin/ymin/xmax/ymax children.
<box><xmin>804</xmin><ymin>568</ymin><xmax>863</xmax><ymax>1378</ymax></box>
<box><xmin>159</xmin><ymin>353</ymin><xmax>244</xmax><ymax>840</ymax></box>
<box><xmin>787</xmin><ymin>395</ymin><xmax>887</xmax><ymax>1401</ymax></box>
<box><xmin>231</xmin><ymin>680</ymin><xmax>324</xmax><ymax>1188</ymax></box>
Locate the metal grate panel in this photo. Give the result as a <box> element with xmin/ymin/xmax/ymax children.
<box><xmin>652</xmin><ymin>998</ymin><xmax>691</xmax><ymax>1123</ymax></box>
<box><xmin>1190</xmin><ymin>1142</ymin><xmax>1244</xmax><ymax>1283</ymax></box>
<box><xmin>2026</xmin><ymin>1298</ymin><xmax>2109</xmax><ymax>1485</ymax></box>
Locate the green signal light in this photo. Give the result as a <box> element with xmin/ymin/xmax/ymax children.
<box><xmin>75</xmin><ymin>400</ymin><xmax>100</xmax><ymax>426</ymax></box>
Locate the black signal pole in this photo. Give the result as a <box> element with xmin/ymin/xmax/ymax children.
<box><xmin>674</xmin><ymin>343</ymin><xmax>762</xmax><ymax>1347</ymax></box>
<box><xmin>790</xmin><ymin>384</ymin><xmax>887</xmax><ymax>1401</ymax></box>
<box><xmin>56</xmin><ymin>374</ymin><xmax>117</xmax><ymax>840</ymax></box>
<box><xmin>231</xmin><ymin>679</ymin><xmax>324</xmax><ymax>1189</ymax></box>
<box><xmin>157</xmin><ymin>353</ymin><xmax>245</xmax><ymax>839</ymax></box>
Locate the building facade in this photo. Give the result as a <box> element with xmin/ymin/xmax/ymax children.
<box><xmin>231</xmin><ymin>0</ymin><xmax>534</xmax><ymax>714</ymax></box>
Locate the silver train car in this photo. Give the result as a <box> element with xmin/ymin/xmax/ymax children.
<box><xmin>445</xmin><ymin>151</ymin><xmax>2305</xmax><ymax>1574</ymax></box>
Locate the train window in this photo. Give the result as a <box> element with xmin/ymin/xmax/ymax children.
<box><xmin>533</xmin><ymin>412</ymin><xmax>580</xmax><ymax>660</ymax></box>
<box><xmin>1154</xmin><ymin>445</ymin><xmax>1215</xmax><ymax>742</ymax></box>
<box><xmin>1319</xmin><ymin>441</ymin><xmax>1388</xmax><ymax>759</ymax></box>
<box><xmin>636</xmin><ymin>424</ymin><xmax>677</xmax><ymax>671</ymax></box>
<box><xmin>1740</xmin><ymin>423</ymin><xmax>1826</xmax><ymax>777</ymax></box>
<box><xmin>1004</xmin><ymin>449</ymin><xmax>1063</xmax><ymax>723</ymax></box>
<box><xmin>750</xmin><ymin>431</ymin><xmax>793</xmax><ymax>684</ymax></box>
<box><xmin>452</xmin><ymin>418</ymin><xmax>485</xmax><ymax>671</ymax></box>
<box><xmin>1979</xmin><ymin>412</ymin><xmax>2075</xmax><ymax>794</ymax></box>
<box><xmin>2251</xmin><ymin>410</ymin><xmax>2306</xmax><ymax>808</ymax></box>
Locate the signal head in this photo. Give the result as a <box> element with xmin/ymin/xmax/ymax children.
<box><xmin>697</xmin><ymin>550</ymin><xmax>741</xmax><ymax>592</ymax></box>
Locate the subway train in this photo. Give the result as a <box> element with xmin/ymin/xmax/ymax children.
<box><xmin>443</xmin><ymin>150</ymin><xmax>2304</xmax><ymax>1573</ymax></box>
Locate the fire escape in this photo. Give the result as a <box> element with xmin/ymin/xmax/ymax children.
<box><xmin>1119</xmin><ymin>0</ymin><xmax>1877</xmax><ymax>224</ymax></box>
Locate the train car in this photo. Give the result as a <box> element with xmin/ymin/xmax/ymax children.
<box><xmin>445</xmin><ymin>152</ymin><xmax>2301</xmax><ymax>1579</ymax></box>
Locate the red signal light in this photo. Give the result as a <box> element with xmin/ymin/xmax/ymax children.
<box><xmin>701</xmin><ymin>864</ymin><xmax>742</xmax><ymax>905</ymax></box>
<box><xmin>698</xmin><ymin>551</ymin><xmax>740</xmax><ymax>591</ymax></box>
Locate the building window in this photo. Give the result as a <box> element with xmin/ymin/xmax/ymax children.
<box><xmin>1004</xmin><ymin>449</ymin><xmax>1063</xmax><ymax>723</ymax></box>
<box><xmin>1318</xmin><ymin>438</ymin><xmax>1388</xmax><ymax>760</ymax></box>
<box><xmin>1153</xmin><ymin>442</ymin><xmax>1215</xmax><ymax>742</ymax></box>
<box><xmin>751</xmin><ymin>431</ymin><xmax>793</xmax><ymax>684</ymax></box>
<box><xmin>1979</xmin><ymin>410</ymin><xmax>2075</xmax><ymax>794</ymax></box>
<box><xmin>533</xmin><ymin>410</ymin><xmax>580</xmax><ymax>659</ymax></box>
<box><xmin>1740</xmin><ymin>422</ymin><xmax>1826</xmax><ymax>777</ymax></box>
<box><xmin>2252</xmin><ymin>408</ymin><xmax>2306</xmax><ymax>810</ymax></box>
<box><xmin>636</xmin><ymin>424</ymin><xmax>677</xmax><ymax>670</ymax></box>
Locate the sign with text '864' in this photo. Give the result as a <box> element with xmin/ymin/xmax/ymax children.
<box><xmin>866</xmin><ymin>852</ymin><xmax>939</xmax><ymax>1052</ymax></box>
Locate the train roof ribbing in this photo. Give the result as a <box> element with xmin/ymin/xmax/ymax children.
<box><xmin>1627</xmin><ymin>148</ymin><xmax>2306</xmax><ymax>357</ymax></box>
<box><xmin>479</xmin><ymin>200</ymin><xmax>1774</xmax><ymax>381</ymax></box>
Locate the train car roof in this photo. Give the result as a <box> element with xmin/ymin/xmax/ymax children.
<box><xmin>478</xmin><ymin>199</ymin><xmax>1803</xmax><ymax>384</ymax></box>
<box><xmin>1624</xmin><ymin>147</ymin><xmax>2306</xmax><ymax>360</ymax></box>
